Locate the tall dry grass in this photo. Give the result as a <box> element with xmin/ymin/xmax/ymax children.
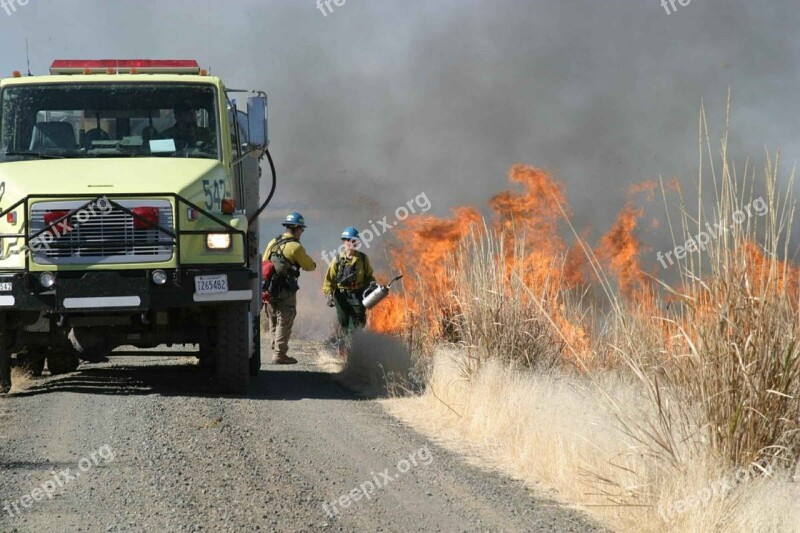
<box><xmin>600</xmin><ymin>107</ymin><xmax>800</xmax><ymax>473</ymax></box>
<box><xmin>383</xmin><ymin>352</ymin><xmax>800</xmax><ymax>532</ymax></box>
<box><xmin>447</xmin><ymin>228</ymin><xmax>566</xmax><ymax>374</ymax></box>
<box><xmin>382</xmin><ymin>106</ymin><xmax>800</xmax><ymax>531</ymax></box>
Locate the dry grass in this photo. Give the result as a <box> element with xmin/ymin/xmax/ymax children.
<box><xmin>9</xmin><ymin>367</ymin><xmax>35</xmax><ymax>392</ymax></box>
<box><xmin>591</xmin><ymin>105</ymin><xmax>800</xmax><ymax>475</ymax></box>
<box><xmin>447</xmin><ymin>229</ymin><xmax>566</xmax><ymax>375</ymax></box>
<box><xmin>378</xmin><ymin>103</ymin><xmax>800</xmax><ymax>531</ymax></box>
<box><xmin>384</xmin><ymin>352</ymin><xmax>800</xmax><ymax>532</ymax></box>
<box><xmin>313</xmin><ymin>345</ymin><xmax>347</xmax><ymax>374</ymax></box>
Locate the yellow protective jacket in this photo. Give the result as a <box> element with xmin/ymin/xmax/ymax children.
<box><xmin>263</xmin><ymin>233</ymin><xmax>317</xmax><ymax>272</ymax></box>
<box><xmin>323</xmin><ymin>252</ymin><xmax>376</xmax><ymax>294</ymax></box>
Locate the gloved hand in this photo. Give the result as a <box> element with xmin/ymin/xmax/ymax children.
<box><xmin>326</xmin><ymin>294</ymin><xmax>335</xmax><ymax>308</ymax></box>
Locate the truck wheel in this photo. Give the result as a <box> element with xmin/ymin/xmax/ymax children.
<box><xmin>19</xmin><ymin>355</ymin><xmax>45</xmax><ymax>377</ymax></box>
<box><xmin>249</xmin><ymin>311</ymin><xmax>261</xmax><ymax>377</ymax></box>
<box><xmin>198</xmin><ymin>341</ymin><xmax>216</xmax><ymax>370</ymax></box>
<box><xmin>197</xmin><ymin>310</ymin><xmax>217</xmax><ymax>370</ymax></box>
<box><xmin>197</xmin><ymin>344</ymin><xmax>217</xmax><ymax>371</ymax></box>
<box><xmin>47</xmin><ymin>354</ymin><xmax>80</xmax><ymax>375</ymax></box>
<box><xmin>215</xmin><ymin>303</ymin><xmax>249</xmax><ymax>394</ymax></box>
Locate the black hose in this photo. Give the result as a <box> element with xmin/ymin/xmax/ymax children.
<box><xmin>248</xmin><ymin>146</ymin><xmax>277</xmax><ymax>224</ymax></box>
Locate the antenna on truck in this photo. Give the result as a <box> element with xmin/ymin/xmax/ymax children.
<box><xmin>25</xmin><ymin>38</ymin><xmax>31</xmax><ymax>76</ymax></box>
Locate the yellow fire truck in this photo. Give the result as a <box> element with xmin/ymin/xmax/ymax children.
<box><xmin>0</xmin><ymin>59</ymin><xmax>273</xmax><ymax>395</ymax></box>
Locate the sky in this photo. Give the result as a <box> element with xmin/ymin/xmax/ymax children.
<box><xmin>1</xmin><ymin>0</ymin><xmax>798</xmax><ymax>327</ymax></box>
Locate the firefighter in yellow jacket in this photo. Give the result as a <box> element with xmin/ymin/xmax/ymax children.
<box><xmin>322</xmin><ymin>227</ymin><xmax>376</xmax><ymax>333</ymax></box>
<box><xmin>263</xmin><ymin>212</ymin><xmax>316</xmax><ymax>364</ymax></box>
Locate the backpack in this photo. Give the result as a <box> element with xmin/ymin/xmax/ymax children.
<box><xmin>260</xmin><ymin>259</ymin><xmax>275</xmax><ymax>305</ymax></box>
<box><xmin>335</xmin><ymin>252</ymin><xmax>365</xmax><ymax>289</ymax></box>
<box><xmin>263</xmin><ymin>235</ymin><xmax>301</xmax><ymax>300</ymax></box>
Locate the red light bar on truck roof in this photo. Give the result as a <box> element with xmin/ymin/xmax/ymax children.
<box><xmin>49</xmin><ymin>59</ymin><xmax>201</xmax><ymax>75</ymax></box>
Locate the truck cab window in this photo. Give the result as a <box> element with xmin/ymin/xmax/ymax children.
<box><xmin>0</xmin><ymin>84</ymin><xmax>220</xmax><ymax>161</ymax></box>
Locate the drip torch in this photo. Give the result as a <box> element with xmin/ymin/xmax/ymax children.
<box><xmin>362</xmin><ymin>275</ymin><xmax>403</xmax><ymax>310</ymax></box>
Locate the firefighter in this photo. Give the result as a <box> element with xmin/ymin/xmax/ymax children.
<box><xmin>322</xmin><ymin>227</ymin><xmax>377</xmax><ymax>334</ymax></box>
<box><xmin>162</xmin><ymin>106</ymin><xmax>213</xmax><ymax>150</ymax></box>
<box><xmin>263</xmin><ymin>212</ymin><xmax>317</xmax><ymax>364</ymax></box>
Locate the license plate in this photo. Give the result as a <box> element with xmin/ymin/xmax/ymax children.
<box><xmin>0</xmin><ymin>282</ymin><xmax>11</xmax><ymax>292</ymax></box>
<box><xmin>194</xmin><ymin>274</ymin><xmax>228</xmax><ymax>294</ymax></box>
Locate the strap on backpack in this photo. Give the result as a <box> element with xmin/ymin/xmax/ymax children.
<box><xmin>269</xmin><ymin>234</ymin><xmax>299</xmax><ymax>263</ymax></box>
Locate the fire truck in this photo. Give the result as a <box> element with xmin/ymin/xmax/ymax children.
<box><xmin>0</xmin><ymin>59</ymin><xmax>273</xmax><ymax>395</ymax></box>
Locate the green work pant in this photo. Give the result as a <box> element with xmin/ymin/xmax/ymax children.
<box><xmin>334</xmin><ymin>290</ymin><xmax>367</xmax><ymax>334</ymax></box>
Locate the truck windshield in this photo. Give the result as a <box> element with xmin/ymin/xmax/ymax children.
<box><xmin>0</xmin><ymin>83</ymin><xmax>219</xmax><ymax>161</ymax></box>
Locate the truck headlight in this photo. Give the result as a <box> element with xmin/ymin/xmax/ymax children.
<box><xmin>39</xmin><ymin>272</ymin><xmax>56</xmax><ymax>288</ymax></box>
<box><xmin>151</xmin><ymin>269</ymin><xmax>168</xmax><ymax>285</ymax></box>
<box><xmin>206</xmin><ymin>233</ymin><xmax>232</xmax><ymax>250</ymax></box>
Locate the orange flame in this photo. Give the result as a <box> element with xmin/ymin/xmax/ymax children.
<box><xmin>369</xmin><ymin>206</ymin><xmax>482</xmax><ymax>335</ymax></box>
<box><xmin>596</xmin><ymin>203</ymin><xmax>650</xmax><ymax>300</ymax></box>
<box><xmin>741</xmin><ymin>241</ymin><xmax>800</xmax><ymax>304</ymax></box>
<box><xmin>365</xmin><ymin>165</ymin><xmax>797</xmax><ymax>374</ymax></box>
<box><xmin>370</xmin><ymin>165</ymin><xmax>593</xmax><ymax>358</ymax></box>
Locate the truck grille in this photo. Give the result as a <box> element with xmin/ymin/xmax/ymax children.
<box><xmin>30</xmin><ymin>199</ymin><xmax>174</xmax><ymax>265</ymax></box>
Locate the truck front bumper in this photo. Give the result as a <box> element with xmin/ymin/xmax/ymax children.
<box><xmin>0</xmin><ymin>268</ymin><xmax>255</xmax><ymax>312</ymax></box>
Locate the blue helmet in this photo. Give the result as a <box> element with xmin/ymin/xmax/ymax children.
<box><xmin>282</xmin><ymin>211</ymin><xmax>307</xmax><ymax>228</ymax></box>
<box><xmin>341</xmin><ymin>226</ymin><xmax>360</xmax><ymax>240</ymax></box>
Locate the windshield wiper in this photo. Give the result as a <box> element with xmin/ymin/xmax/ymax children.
<box><xmin>2</xmin><ymin>151</ymin><xmax>65</xmax><ymax>159</ymax></box>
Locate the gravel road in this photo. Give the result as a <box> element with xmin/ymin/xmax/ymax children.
<box><xmin>0</xmin><ymin>340</ymin><xmax>605</xmax><ymax>532</ymax></box>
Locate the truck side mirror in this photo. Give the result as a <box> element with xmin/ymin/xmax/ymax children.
<box><xmin>247</xmin><ymin>96</ymin><xmax>268</xmax><ymax>148</ymax></box>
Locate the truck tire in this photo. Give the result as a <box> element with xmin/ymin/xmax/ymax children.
<box><xmin>198</xmin><ymin>348</ymin><xmax>216</xmax><ymax>369</ymax></box>
<box><xmin>19</xmin><ymin>355</ymin><xmax>45</xmax><ymax>377</ymax></box>
<box><xmin>215</xmin><ymin>303</ymin><xmax>249</xmax><ymax>394</ymax></box>
<box><xmin>0</xmin><ymin>318</ymin><xmax>15</xmax><ymax>394</ymax></box>
<box><xmin>47</xmin><ymin>354</ymin><xmax>80</xmax><ymax>375</ymax></box>
<box><xmin>249</xmin><ymin>310</ymin><xmax>261</xmax><ymax>377</ymax></box>
<box><xmin>198</xmin><ymin>340</ymin><xmax>216</xmax><ymax>370</ymax></box>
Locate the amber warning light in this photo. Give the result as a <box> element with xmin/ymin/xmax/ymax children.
<box><xmin>49</xmin><ymin>59</ymin><xmax>201</xmax><ymax>75</ymax></box>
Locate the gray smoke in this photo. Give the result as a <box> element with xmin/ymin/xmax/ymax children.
<box><xmin>1</xmin><ymin>0</ymin><xmax>798</xmax><ymax>324</ymax></box>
